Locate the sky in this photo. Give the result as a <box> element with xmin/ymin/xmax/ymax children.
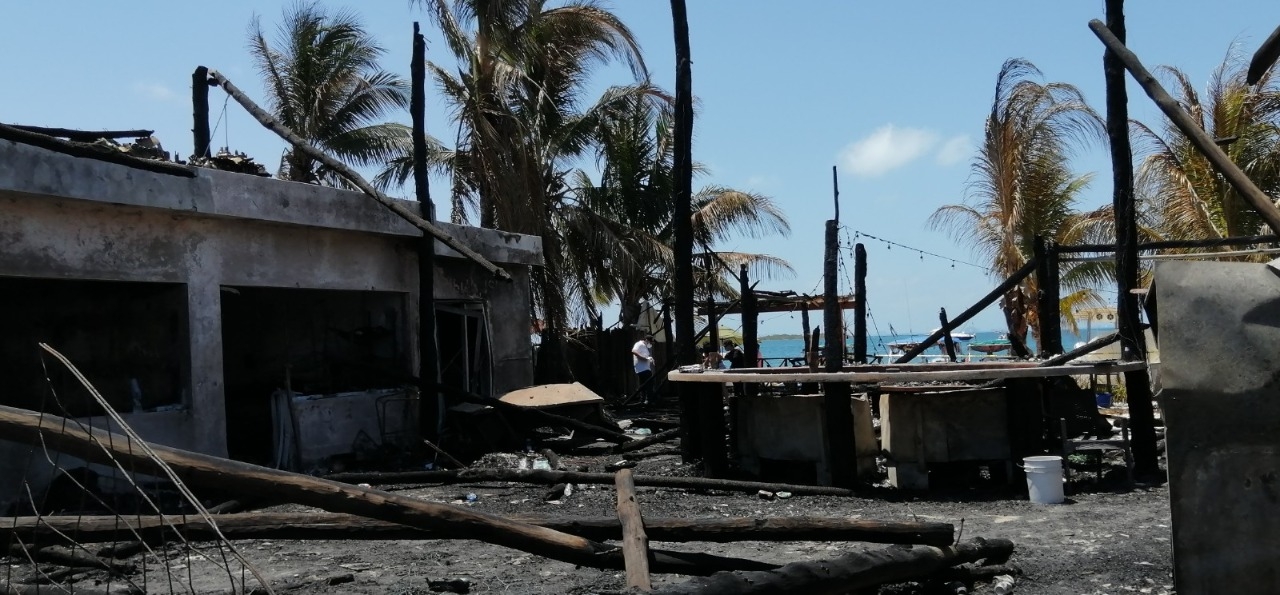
<box><xmin>2</xmin><ymin>1</ymin><xmax>1275</xmax><ymax>337</ymax></box>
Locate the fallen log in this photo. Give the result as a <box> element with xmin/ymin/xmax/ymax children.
<box><xmin>3</xmin><ymin>513</ymin><xmax>955</xmax><ymax>547</ymax></box>
<box><xmin>0</xmin><ymin>404</ymin><xmax>768</xmax><ymax>575</ymax></box>
<box><xmin>5</xmin><ymin>544</ymin><xmax>132</xmax><ymax>574</ymax></box>
<box><xmin>326</xmin><ymin>468</ymin><xmax>866</xmax><ymax>498</ymax></box>
<box><xmin>651</xmin><ymin>538</ymin><xmax>1014</xmax><ymax>595</ymax></box>
<box><xmin>615</xmin><ymin>469</ymin><xmax>652</xmax><ymax>591</ymax></box>
<box><xmin>613</xmin><ymin>428</ymin><xmax>680</xmax><ymax>454</ymax></box>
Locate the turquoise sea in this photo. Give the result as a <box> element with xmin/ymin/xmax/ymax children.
<box><xmin>755</xmin><ymin>328</ymin><xmax>1114</xmax><ymax>365</ymax></box>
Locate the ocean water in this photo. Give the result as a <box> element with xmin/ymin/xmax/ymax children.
<box><xmin>754</xmin><ymin>328</ymin><xmax>1114</xmax><ymax>365</ymax></box>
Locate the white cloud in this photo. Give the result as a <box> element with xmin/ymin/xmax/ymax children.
<box><xmin>745</xmin><ymin>174</ymin><xmax>779</xmax><ymax>188</ymax></box>
<box><xmin>838</xmin><ymin>125</ymin><xmax>939</xmax><ymax>177</ymax></box>
<box><xmin>936</xmin><ymin>135</ymin><xmax>972</xmax><ymax>166</ymax></box>
<box><xmin>133</xmin><ymin>82</ymin><xmax>176</xmax><ymax>102</ymax></box>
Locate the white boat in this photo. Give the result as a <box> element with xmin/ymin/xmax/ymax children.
<box><xmin>930</xmin><ymin>327</ymin><xmax>975</xmax><ymax>341</ymax></box>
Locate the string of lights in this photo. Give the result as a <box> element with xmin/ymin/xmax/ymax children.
<box><xmin>842</xmin><ymin>226</ymin><xmax>991</xmax><ymax>272</ymax></box>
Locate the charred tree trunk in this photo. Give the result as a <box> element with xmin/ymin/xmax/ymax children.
<box><xmin>671</xmin><ymin>0</ymin><xmax>695</xmax><ymax>367</ymax></box>
<box><xmin>1101</xmin><ymin>0</ymin><xmax>1158</xmax><ymax>476</ymax></box>
<box><xmin>412</xmin><ymin>23</ymin><xmax>442</xmax><ymax>440</ymax></box>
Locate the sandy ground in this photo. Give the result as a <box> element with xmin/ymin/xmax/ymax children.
<box><xmin>8</xmin><ymin>447</ymin><xmax>1172</xmax><ymax>595</ymax></box>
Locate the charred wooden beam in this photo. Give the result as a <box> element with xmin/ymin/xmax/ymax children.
<box><xmin>192</xmin><ymin>66</ymin><xmax>212</xmax><ymax>158</ymax></box>
<box><xmin>1059</xmin><ymin>234</ymin><xmax>1280</xmax><ymax>254</ymax></box>
<box><xmin>1088</xmin><ymin>19</ymin><xmax>1280</xmax><ymax>236</ymax></box>
<box><xmin>1093</xmin><ymin>4</ymin><xmax>1160</xmax><ymax>477</ymax></box>
<box><xmin>615</xmin><ymin>469</ymin><xmax>652</xmax><ymax>590</ymax></box>
<box><xmin>326</xmin><ymin>468</ymin><xmax>870</xmax><ymax>498</ymax></box>
<box><xmin>412</xmin><ymin>23</ymin><xmax>442</xmax><ymax>443</ymax></box>
<box><xmin>854</xmin><ymin>243</ymin><xmax>868</xmax><ymax>364</ymax></box>
<box><xmin>670</xmin><ymin>0</ymin><xmax>696</xmax><ymax>369</ymax></box>
<box><xmin>3</xmin><ymin>514</ymin><xmax>955</xmax><ymax>547</ymax></box>
<box><xmin>8</xmin><ymin>125</ymin><xmax>154</xmax><ymax>142</ymax></box>
<box><xmin>939</xmin><ymin>308</ymin><xmax>957</xmax><ymax>363</ymax></box>
<box><xmin>0</xmin><ymin>123</ymin><xmax>194</xmax><ymax>178</ymax></box>
<box><xmin>1248</xmin><ymin>24</ymin><xmax>1280</xmax><ymax>85</ymax></box>
<box><xmin>0</xmin><ymin>404</ymin><xmax>770</xmax><ymax>575</ymax></box>
<box><xmin>651</xmin><ymin>538</ymin><xmax>1014</xmax><ymax>595</ymax></box>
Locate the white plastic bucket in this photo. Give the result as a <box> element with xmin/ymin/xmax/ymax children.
<box><xmin>1023</xmin><ymin>455</ymin><xmax>1065</xmax><ymax>504</ymax></box>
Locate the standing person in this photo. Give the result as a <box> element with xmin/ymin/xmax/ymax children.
<box><xmin>632</xmin><ymin>334</ymin><xmax>658</xmax><ymax>406</ymax></box>
<box><xmin>722</xmin><ymin>340</ymin><xmax>746</xmax><ymax>397</ymax></box>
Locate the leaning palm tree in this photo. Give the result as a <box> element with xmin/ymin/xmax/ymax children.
<box><xmin>418</xmin><ymin>0</ymin><xmax>648</xmax><ymax>382</ymax></box>
<box><xmin>1135</xmin><ymin>48</ymin><xmax>1280</xmax><ymax>246</ymax></box>
<box><xmin>929</xmin><ymin>59</ymin><xmax>1105</xmax><ymax>356</ymax></box>
<box><xmin>249</xmin><ymin>3</ymin><xmax>411</xmax><ymax>185</ymax></box>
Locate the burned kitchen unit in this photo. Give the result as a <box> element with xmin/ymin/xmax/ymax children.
<box><xmin>0</xmin><ymin>137</ymin><xmax>541</xmax><ymax>512</ymax></box>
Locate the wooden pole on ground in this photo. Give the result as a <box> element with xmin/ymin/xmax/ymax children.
<box><xmin>1088</xmin><ymin>19</ymin><xmax>1280</xmax><ymax>236</ymax></box>
<box><xmin>615</xmin><ymin>469</ymin><xmax>653</xmax><ymax>591</ymax></box>
<box><xmin>0</xmin><ymin>405</ymin><xmax>767</xmax><ymax>575</ymax></box>
<box><xmin>191</xmin><ymin>66</ymin><xmax>211</xmax><ymax>159</ymax></box>
<box><xmin>854</xmin><ymin>243</ymin><xmax>868</xmax><ymax>364</ymax></box>
<box><xmin>4</xmin><ymin>514</ymin><xmax>956</xmax><ymax>547</ymax></box>
<box><xmin>1094</xmin><ymin>2</ymin><xmax>1159</xmax><ymax>476</ymax></box>
<box><xmin>412</xmin><ymin>23</ymin><xmax>442</xmax><ymax>442</ymax></box>
<box><xmin>327</xmin><ymin>467</ymin><xmax>870</xmax><ymax>498</ymax></box>
<box><xmin>939</xmin><ymin>308</ymin><xmax>957</xmax><ymax>362</ymax></box>
<box><xmin>651</xmin><ymin>537</ymin><xmax>1014</xmax><ymax>595</ymax></box>
<box><xmin>894</xmin><ymin>259</ymin><xmax>1038</xmax><ymax>364</ymax></box>
<box><xmin>204</xmin><ymin>69</ymin><xmax>511</xmax><ymax>282</ymax></box>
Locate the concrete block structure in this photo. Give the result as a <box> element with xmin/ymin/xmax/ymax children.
<box><xmin>0</xmin><ymin>138</ymin><xmax>541</xmax><ymax>512</ymax></box>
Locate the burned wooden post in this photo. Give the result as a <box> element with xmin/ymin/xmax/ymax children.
<box><xmin>800</xmin><ymin>305</ymin><xmax>811</xmax><ymax>361</ymax></box>
<box><xmin>1033</xmin><ymin>235</ymin><xmax>1063</xmax><ymax>357</ymax></box>
<box><xmin>615</xmin><ymin>469</ymin><xmax>653</xmax><ymax>591</ymax></box>
<box><xmin>823</xmin><ymin>167</ymin><xmax>856</xmax><ymax>487</ymax></box>
<box><xmin>706</xmin><ymin>296</ymin><xmax>719</xmax><ymax>349</ymax></box>
<box><xmin>1095</xmin><ymin>0</ymin><xmax>1159</xmax><ymax>476</ymax></box>
<box><xmin>671</xmin><ymin>0</ymin><xmax>703</xmax><ymax>471</ymax></box>
<box><xmin>939</xmin><ymin>308</ymin><xmax>957</xmax><ymax>362</ymax></box>
<box><xmin>741</xmin><ymin>264</ymin><xmax>758</xmax><ymax>397</ymax></box>
<box><xmin>412</xmin><ymin>22</ymin><xmax>442</xmax><ymax>441</ymax></box>
<box><xmin>1088</xmin><ymin>19</ymin><xmax>1280</xmax><ymax>236</ymax></box>
<box><xmin>854</xmin><ymin>243</ymin><xmax>867</xmax><ymax>364</ymax></box>
<box><xmin>192</xmin><ymin>66</ymin><xmax>211</xmax><ymax>159</ymax></box>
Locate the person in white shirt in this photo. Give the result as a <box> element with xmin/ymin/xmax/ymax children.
<box><xmin>632</xmin><ymin>335</ymin><xmax>657</xmax><ymax>406</ymax></box>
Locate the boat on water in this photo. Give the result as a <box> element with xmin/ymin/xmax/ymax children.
<box><xmin>969</xmin><ymin>337</ymin><xmax>1012</xmax><ymax>354</ymax></box>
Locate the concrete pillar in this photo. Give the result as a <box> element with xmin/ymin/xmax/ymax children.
<box><xmin>185</xmin><ymin>247</ymin><xmax>228</xmax><ymax>458</ymax></box>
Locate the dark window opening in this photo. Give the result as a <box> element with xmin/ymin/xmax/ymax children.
<box><xmin>436</xmin><ymin>303</ymin><xmax>491</xmax><ymax>398</ymax></box>
<box><xmin>0</xmin><ymin>277</ymin><xmax>187</xmax><ymax>418</ymax></box>
<box><xmin>219</xmin><ymin>286</ymin><xmax>409</xmax><ymax>464</ymax></box>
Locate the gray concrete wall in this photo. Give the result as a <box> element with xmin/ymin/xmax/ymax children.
<box><xmin>0</xmin><ymin>139</ymin><xmax>541</xmax><ymax>511</ymax></box>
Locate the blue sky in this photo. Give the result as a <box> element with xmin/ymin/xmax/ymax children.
<box><xmin>2</xmin><ymin>1</ymin><xmax>1274</xmax><ymax>336</ymax></box>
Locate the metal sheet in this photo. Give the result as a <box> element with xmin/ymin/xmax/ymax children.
<box><xmin>497</xmin><ymin>382</ymin><xmax>604</xmax><ymax>408</ymax></box>
<box><xmin>1157</xmin><ymin>261</ymin><xmax>1280</xmax><ymax>593</ymax></box>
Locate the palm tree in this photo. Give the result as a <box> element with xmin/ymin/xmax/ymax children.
<box><xmin>419</xmin><ymin>0</ymin><xmax>648</xmax><ymax>381</ymax></box>
<box><xmin>1135</xmin><ymin>49</ymin><xmax>1280</xmax><ymax>247</ymax></box>
<box><xmin>249</xmin><ymin>2</ymin><xmax>411</xmax><ymax>185</ymax></box>
<box><xmin>929</xmin><ymin>59</ymin><xmax>1105</xmax><ymax>356</ymax></box>
<box><xmin>566</xmin><ymin>93</ymin><xmax>792</xmax><ymax>327</ymax></box>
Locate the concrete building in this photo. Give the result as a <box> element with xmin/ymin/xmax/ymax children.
<box><xmin>0</xmin><ymin>137</ymin><xmax>541</xmax><ymax>513</ymax></box>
